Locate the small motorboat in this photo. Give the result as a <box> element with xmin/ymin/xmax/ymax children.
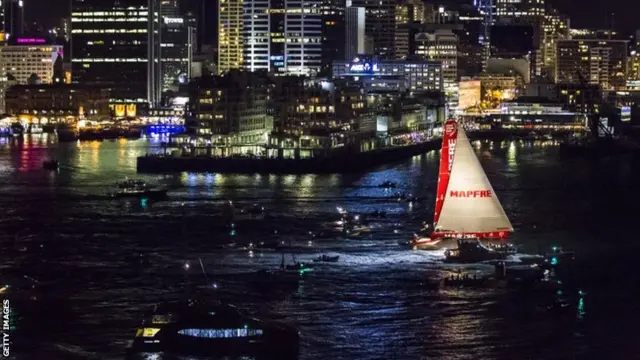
<box><xmin>111</xmin><ymin>178</ymin><xmax>168</xmax><ymax>199</ymax></box>
<box><xmin>377</xmin><ymin>181</ymin><xmax>397</xmax><ymax>188</ymax></box>
<box><xmin>226</xmin><ymin>201</ymin><xmax>265</xmax><ymax>221</ymax></box>
<box><xmin>313</xmin><ymin>254</ymin><xmax>339</xmax><ymax>263</ymax></box>
<box><xmin>42</xmin><ymin>160</ymin><xmax>59</xmax><ymax>170</ymax></box>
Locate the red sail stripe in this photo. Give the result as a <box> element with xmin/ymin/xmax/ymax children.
<box><xmin>433</xmin><ymin>119</ymin><xmax>458</xmax><ymax>226</ymax></box>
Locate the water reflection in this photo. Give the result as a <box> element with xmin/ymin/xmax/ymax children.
<box><xmin>507</xmin><ymin>141</ymin><xmax>518</xmax><ymax>169</ymax></box>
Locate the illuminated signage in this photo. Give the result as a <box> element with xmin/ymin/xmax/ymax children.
<box><xmin>621</xmin><ymin>106</ymin><xmax>631</xmax><ymax>122</ymax></box>
<box><xmin>349</xmin><ymin>62</ymin><xmax>380</xmax><ymax>73</ymax></box>
<box><xmin>17</xmin><ymin>38</ymin><xmax>45</xmax><ymax>44</ymax></box>
<box><xmin>164</xmin><ymin>17</ymin><xmax>183</xmax><ymax>24</ymax></box>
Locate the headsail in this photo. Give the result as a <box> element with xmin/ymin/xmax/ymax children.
<box><xmin>433</xmin><ymin>122</ymin><xmax>513</xmax><ymax>238</ymax></box>
<box><xmin>433</xmin><ymin>119</ymin><xmax>457</xmax><ymax>225</ymax></box>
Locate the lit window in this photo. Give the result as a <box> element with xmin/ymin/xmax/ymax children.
<box><xmin>178</xmin><ymin>328</ymin><xmax>264</xmax><ymax>338</ymax></box>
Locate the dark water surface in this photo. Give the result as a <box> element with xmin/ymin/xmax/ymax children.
<box><xmin>1</xmin><ymin>135</ymin><xmax>639</xmax><ymax>360</ymax></box>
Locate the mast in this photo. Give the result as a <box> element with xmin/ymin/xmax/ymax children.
<box><xmin>433</xmin><ymin>122</ymin><xmax>513</xmax><ymax>239</ymax></box>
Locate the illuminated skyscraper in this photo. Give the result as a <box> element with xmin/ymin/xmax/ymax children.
<box><xmin>218</xmin><ymin>0</ymin><xmax>244</xmax><ymax>73</ymax></box>
<box><xmin>243</xmin><ymin>0</ymin><xmax>322</xmax><ymax>75</ymax></box>
<box><xmin>71</xmin><ymin>0</ymin><xmax>195</xmax><ymax>106</ymax></box>
<box><xmin>349</xmin><ymin>0</ymin><xmax>400</xmax><ymax>59</ymax></box>
<box><xmin>71</xmin><ymin>0</ymin><xmax>151</xmax><ymax>103</ymax></box>
<box><xmin>0</xmin><ymin>0</ymin><xmax>25</xmax><ymax>42</ymax></box>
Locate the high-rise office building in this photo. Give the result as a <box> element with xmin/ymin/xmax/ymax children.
<box><xmin>542</xmin><ymin>9</ymin><xmax>569</xmax><ymax>82</ymax></box>
<box><xmin>71</xmin><ymin>0</ymin><xmax>150</xmax><ymax>103</ymax></box>
<box><xmin>218</xmin><ymin>0</ymin><xmax>244</xmax><ymax>73</ymax></box>
<box><xmin>344</xmin><ymin>6</ymin><xmax>365</xmax><ymax>61</ymax></box>
<box><xmin>72</xmin><ymin>0</ymin><xmax>195</xmax><ymax>106</ymax></box>
<box><xmin>158</xmin><ymin>1</ymin><xmax>196</xmax><ymax>94</ymax></box>
<box><xmin>1</xmin><ymin>0</ymin><xmax>25</xmax><ymax>42</ymax></box>
<box><xmin>349</xmin><ymin>0</ymin><xmax>399</xmax><ymax>59</ymax></box>
<box><xmin>243</xmin><ymin>0</ymin><xmax>322</xmax><ymax>75</ymax></box>
<box><xmin>321</xmin><ymin>0</ymin><xmax>346</xmax><ymax>74</ymax></box>
<box><xmin>556</xmin><ymin>39</ymin><xmax>628</xmax><ymax>90</ymax></box>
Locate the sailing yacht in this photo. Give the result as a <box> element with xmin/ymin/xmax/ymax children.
<box><xmin>406</xmin><ymin>119</ymin><xmax>514</xmax><ymax>251</ymax></box>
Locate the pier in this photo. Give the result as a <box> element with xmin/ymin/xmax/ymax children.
<box><xmin>137</xmin><ymin>139</ymin><xmax>442</xmax><ymax>174</ymax></box>
<box><xmin>136</xmin><ymin>129</ymin><xmax>578</xmax><ymax>174</ymax></box>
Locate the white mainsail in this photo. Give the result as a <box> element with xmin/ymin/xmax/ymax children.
<box><xmin>435</xmin><ymin>125</ymin><xmax>513</xmax><ymax>236</ymax></box>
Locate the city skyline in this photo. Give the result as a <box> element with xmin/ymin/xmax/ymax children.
<box><xmin>24</xmin><ymin>0</ymin><xmax>640</xmax><ymax>37</ymax></box>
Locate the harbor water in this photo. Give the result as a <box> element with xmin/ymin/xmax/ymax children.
<box><xmin>1</xmin><ymin>134</ymin><xmax>639</xmax><ymax>359</ymax></box>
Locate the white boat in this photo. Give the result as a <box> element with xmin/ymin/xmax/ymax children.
<box><xmin>406</xmin><ymin>119</ymin><xmax>514</xmax><ymax>254</ymax></box>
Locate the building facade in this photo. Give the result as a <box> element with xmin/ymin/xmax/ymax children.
<box><xmin>0</xmin><ymin>44</ymin><xmax>63</xmax><ymax>84</ymax></box>
<box><xmin>179</xmin><ymin>71</ymin><xmax>274</xmax><ymax>156</ymax></box>
<box><xmin>5</xmin><ymin>84</ymin><xmax>111</xmax><ymax>122</ymax></box>
<box><xmin>71</xmin><ymin>0</ymin><xmax>150</xmax><ymax>103</ymax></box>
<box><xmin>556</xmin><ymin>39</ymin><xmax>628</xmax><ymax>90</ymax></box>
<box><xmin>332</xmin><ymin>56</ymin><xmax>443</xmax><ymax>93</ymax></box>
<box><xmin>243</xmin><ymin>0</ymin><xmax>323</xmax><ymax>76</ymax></box>
<box><xmin>218</xmin><ymin>0</ymin><xmax>244</xmax><ymax>73</ymax></box>
<box><xmin>349</xmin><ymin>0</ymin><xmax>401</xmax><ymax>59</ymax></box>
<box><xmin>344</xmin><ymin>6</ymin><xmax>365</xmax><ymax>65</ymax></box>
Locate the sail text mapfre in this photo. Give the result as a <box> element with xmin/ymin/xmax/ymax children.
<box><xmin>433</xmin><ymin>119</ymin><xmax>458</xmax><ymax>225</ymax></box>
<box><xmin>449</xmin><ymin>190</ymin><xmax>492</xmax><ymax>198</ymax></box>
<box><xmin>433</xmin><ymin>122</ymin><xmax>514</xmax><ymax>238</ymax></box>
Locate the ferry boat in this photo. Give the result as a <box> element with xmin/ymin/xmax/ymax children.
<box><xmin>111</xmin><ymin>179</ymin><xmax>168</xmax><ymax>199</ymax></box>
<box><xmin>128</xmin><ymin>299</ymin><xmax>299</xmax><ymax>358</ymax></box>
<box><xmin>404</xmin><ymin>119</ymin><xmax>515</xmax><ymax>257</ymax></box>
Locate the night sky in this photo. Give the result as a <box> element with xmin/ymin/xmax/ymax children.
<box><xmin>24</xmin><ymin>0</ymin><xmax>639</xmax><ymax>41</ymax></box>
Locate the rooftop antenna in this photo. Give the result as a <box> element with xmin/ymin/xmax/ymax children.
<box><xmin>609</xmin><ymin>13</ymin><xmax>614</xmax><ymax>40</ymax></box>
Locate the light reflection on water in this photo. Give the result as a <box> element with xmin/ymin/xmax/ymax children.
<box><xmin>2</xmin><ymin>137</ymin><xmax>638</xmax><ymax>359</ymax></box>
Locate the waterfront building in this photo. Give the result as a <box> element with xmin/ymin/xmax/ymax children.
<box><xmin>176</xmin><ymin>71</ymin><xmax>274</xmax><ymax>156</ymax></box>
<box><xmin>331</xmin><ymin>55</ymin><xmax>443</xmax><ymax>94</ymax></box>
<box><xmin>374</xmin><ymin>94</ymin><xmax>436</xmax><ymax>145</ymax></box>
<box><xmin>476</xmin><ymin>97</ymin><xmax>586</xmax><ymax>131</ymax></box>
<box><xmin>524</xmin><ymin>82</ymin><xmax>602</xmax><ymax>114</ymax></box>
<box><xmin>556</xmin><ymin>39</ymin><xmax>628</xmax><ymax>90</ymax></box>
<box><xmin>268</xmin><ymin>78</ymin><xmax>376</xmax><ymax>158</ymax></box>
<box><xmin>458</xmin><ymin>79</ymin><xmax>481</xmax><ymax>112</ymax></box>
<box><xmin>5</xmin><ymin>84</ymin><xmax>111</xmax><ymax>124</ymax></box>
